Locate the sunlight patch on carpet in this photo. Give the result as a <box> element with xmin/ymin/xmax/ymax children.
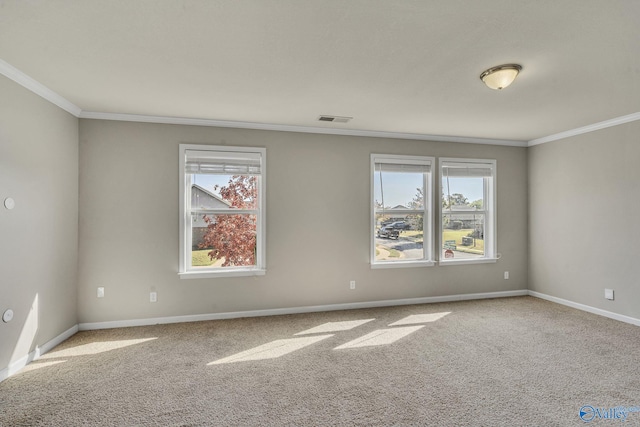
<box><xmin>294</xmin><ymin>319</ymin><xmax>375</xmax><ymax>335</ymax></box>
<box><xmin>209</xmin><ymin>335</ymin><xmax>334</xmax><ymax>365</ymax></box>
<box><xmin>388</xmin><ymin>312</ymin><xmax>451</xmax><ymax>326</ymax></box>
<box><xmin>334</xmin><ymin>326</ymin><xmax>425</xmax><ymax>349</ymax></box>
<box><xmin>40</xmin><ymin>338</ymin><xmax>158</xmax><ymax>358</ymax></box>
<box><xmin>20</xmin><ymin>359</ymin><xmax>67</xmax><ymax>372</ymax></box>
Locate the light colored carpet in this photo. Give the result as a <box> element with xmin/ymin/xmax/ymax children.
<box><xmin>1</xmin><ymin>296</ymin><xmax>640</xmax><ymax>426</ymax></box>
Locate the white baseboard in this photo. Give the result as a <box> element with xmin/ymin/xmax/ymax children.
<box><xmin>0</xmin><ymin>324</ymin><xmax>78</xmax><ymax>383</ymax></box>
<box><xmin>78</xmin><ymin>289</ymin><xmax>529</xmax><ymax>331</ymax></box>
<box><xmin>528</xmin><ymin>291</ymin><xmax>640</xmax><ymax>327</ymax></box>
<box><xmin>5</xmin><ymin>290</ymin><xmax>637</xmax><ymax>383</ymax></box>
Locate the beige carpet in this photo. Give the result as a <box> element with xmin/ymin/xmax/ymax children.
<box><xmin>2</xmin><ymin>296</ymin><xmax>640</xmax><ymax>426</ymax></box>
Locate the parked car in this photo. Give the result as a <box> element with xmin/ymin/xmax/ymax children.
<box><xmin>377</xmin><ymin>226</ymin><xmax>400</xmax><ymax>239</ymax></box>
<box><xmin>389</xmin><ymin>221</ymin><xmax>411</xmax><ymax>230</ymax></box>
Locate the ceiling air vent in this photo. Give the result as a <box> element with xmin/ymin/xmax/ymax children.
<box><xmin>318</xmin><ymin>115</ymin><xmax>352</xmax><ymax>123</ymax></box>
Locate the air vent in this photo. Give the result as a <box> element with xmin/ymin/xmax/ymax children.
<box><xmin>318</xmin><ymin>115</ymin><xmax>352</xmax><ymax>123</ymax></box>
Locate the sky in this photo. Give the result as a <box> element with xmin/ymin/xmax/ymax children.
<box><xmin>194</xmin><ymin>173</ymin><xmax>484</xmax><ymax>207</ymax></box>
<box><xmin>192</xmin><ymin>174</ymin><xmax>230</xmax><ymax>197</ymax></box>
<box><xmin>374</xmin><ymin>172</ymin><xmax>483</xmax><ymax>208</ymax></box>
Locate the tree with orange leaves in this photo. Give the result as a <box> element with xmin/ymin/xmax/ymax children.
<box><xmin>200</xmin><ymin>175</ymin><xmax>257</xmax><ymax>267</ymax></box>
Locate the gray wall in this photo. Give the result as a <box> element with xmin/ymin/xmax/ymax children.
<box><xmin>78</xmin><ymin>119</ymin><xmax>527</xmax><ymax>323</ymax></box>
<box><xmin>4</xmin><ymin>66</ymin><xmax>640</xmax><ymax>376</ymax></box>
<box><xmin>528</xmin><ymin>120</ymin><xmax>640</xmax><ymax>318</ymax></box>
<box><xmin>0</xmin><ymin>76</ymin><xmax>79</xmax><ymax>370</ymax></box>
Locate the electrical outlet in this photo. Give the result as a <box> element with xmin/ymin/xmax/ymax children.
<box><xmin>150</xmin><ymin>292</ymin><xmax>157</xmax><ymax>303</ymax></box>
<box><xmin>350</xmin><ymin>280</ymin><xmax>356</xmax><ymax>290</ymax></box>
<box><xmin>97</xmin><ymin>287</ymin><xmax>104</xmax><ymax>298</ymax></box>
<box><xmin>504</xmin><ymin>271</ymin><xmax>509</xmax><ymax>280</ymax></box>
<box><xmin>605</xmin><ymin>289</ymin><xmax>614</xmax><ymax>300</ymax></box>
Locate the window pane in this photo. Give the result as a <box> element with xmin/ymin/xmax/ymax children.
<box><xmin>375</xmin><ymin>214</ymin><xmax>424</xmax><ymax>262</ymax></box>
<box><xmin>440</xmin><ymin>159</ymin><xmax>495</xmax><ymax>262</ymax></box>
<box><xmin>374</xmin><ymin>171</ymin><xmax>424</xmax><ymax>211</ymax></box>
<box><xmin>442</xmin><ymin>213</ymin><xmax>485</xmax><ymax>259</ymax></box>
<box><xmin>180</xmin><ymin>145</ymin><xmax>265</xmax><ymax>276</ymax></box>
<box><xmin>441</xmin><ymin>176</ymin><xmax>484</xmax><ymax>210</ymax></box>
<box><xmin>372</xmin><ymin>155</ymin><xmax>433</xmax><ymax>266</ymax></box>
<box><xmin>191</xmin><ymin>213</ymin><xmax>257</xmax><ymax>268</ymax></box>
<box><xmin>191</xmin><ymin>174</ymin><xmax>257</xmax><ymax>210</ymax></box>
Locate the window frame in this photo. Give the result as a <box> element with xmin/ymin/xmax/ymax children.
<box><xmin>179</xmin><ymin>144</ymin><xmax>266</xmax><ymax>279</ymax></box>
<box><xmin>370</xmin><ymin>153</ymin><xmax>435</xmax><ymax>269</ymax></box>
<box><xmin>438</xmin><ymin>157</ymin><xmax>497</xmax><ymax>265</ymax></box>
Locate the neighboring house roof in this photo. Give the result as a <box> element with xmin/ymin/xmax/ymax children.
<box><xmin>191</xmin><ymin>184</ymin><xmax>231</xmax><ymax>209</ymax></box>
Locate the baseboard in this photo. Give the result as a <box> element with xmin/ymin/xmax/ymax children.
<box><xmin>5</xmin><ymin>290</ymin><xmax>636</xmax><ymax>383</ymax></box>
<box><xmin>0</xmin><ymin>324</ymin><xmax>78</xmax><ymax>384</ymax></box>
<box><xmin>78</xmin><ymin>289</ymin><xmax>529</xmax><ymax>331</ymax></box>
<box><xmin>528</xmin><ymin>291</ymin><xmax>640</xmax><ymax>327</ymax></box>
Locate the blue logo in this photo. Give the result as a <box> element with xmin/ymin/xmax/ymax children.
<box><xmin>580</xmin><ymin>405</ymin><xmax>640</xmax><ymax>422</ymax></box>
<box><xmin>580</xmin><ymin>406</ymin><xmax>596</xmax><ymax>422</ymax></box>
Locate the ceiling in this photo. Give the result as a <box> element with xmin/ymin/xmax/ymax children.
<box><xmin>1</xmin><ymin>0</ymin><xmax>639</xmax><ymax>144</ymax></box>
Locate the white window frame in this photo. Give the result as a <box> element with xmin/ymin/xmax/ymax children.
<box><xmin>371</xmin><ymin>154</ymin><xmax>435</xmax><ymax>268</ymax></box>
<box><xmin>179</xmin><ymin>144</ymin><xmax>266</xmax><ymax>279</ymax></box>
<box><xmin>439</xmin><ymin>158</ymin><xmax>496</xmax><ymax>265</ymax></box>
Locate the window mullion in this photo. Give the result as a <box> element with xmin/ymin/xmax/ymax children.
<box><xmin>444</xmin><ymin>209</ymin><xmax>487</xmax><ymax>215</ymax></box>
<box><xmin>192</xmin><ymin>209</ymin><xmax>258</xmax><ymax>215</ymax></box>
<box><xmin>424</xmin><ymin>170</ymin><xmax>430</xmax><ymax>261</ymax></box>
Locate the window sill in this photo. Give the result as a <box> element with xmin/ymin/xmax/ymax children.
<box><xmin>371</xmin><ymin>260</ymin><xmax>435</xmax><ymax>269</ymax></box>
<box><xmin>179</xmin><ymin>269</ymin><xmax>266</xmax><ymax>279</ymax></box>
<box><xmin>438</xmin><ymin>258</ymin><xmax>498</xmax><ymax>266</ymax></box>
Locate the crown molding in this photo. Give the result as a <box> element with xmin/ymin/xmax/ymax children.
<box><xmin>4</xmin><ymin>59</ymin><xmax>636</xmax><ymax>147</ymax></box>
<box><xmin>79</xmin><ymin>111</ymin><xmax>528</xmax><ymax>147</ymax></box>
<box><xmin>528</xmin><ymin>112</ymin><xmax>640</xmax><ymax>146</ymax></box>
<box><xmin>0</xmin><ymin>59</ymin><xmax>81</xmax><ymax>117</ymax></box>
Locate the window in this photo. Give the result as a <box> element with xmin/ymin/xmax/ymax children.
<box><xmin>371</xmin><ymin>154</ymin><xmax>434</xmax><ymax>268</ymax></box>
<box><xmin>179</xmin><ymin>144</ymin><xmax>266</xmax><ymax>278</ymax></box>
<box><xmin>439</xmin><ymin>158</ymin><xmax>496</xmax><ymax>263</ymax></box>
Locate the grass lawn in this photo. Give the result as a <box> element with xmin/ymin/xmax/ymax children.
<box><xmin>402</xmin><ymin>230</ymin><xmax>424</xmax><ymax>241</ymax></box>
<box><xmin>388</xmin><ymin>248</ymin><xmax>401</xmax><ymax>258</ymax></box>
<box><xmin>443</xmin><ymin>229</ymin><xmax>484</xmax><ymax>254</ymax></box>
<box><xmin>375</xmin><ymin>245</ymin><xmax>403</xmax><ymax>260</ymax></box>
<box><xmin>192</xmin><ymin>249</ymin><xmax>219</xmax><ymax>267</ymax></box>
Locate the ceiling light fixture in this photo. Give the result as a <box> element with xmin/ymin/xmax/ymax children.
<box><xmin>480</xmin><ymin>64</ymin><xmax>522</xmax><ymax>90</ymax></box>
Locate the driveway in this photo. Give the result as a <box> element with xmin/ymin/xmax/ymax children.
<box><xmin>375</xmin><ymin>235</ymin><xmax>423</xmax><ymax>260</ymax></box>
<box><xmin>376</xmin><ymin>235</ymin><xmax>484</xmax><ymax>260</ymax></box>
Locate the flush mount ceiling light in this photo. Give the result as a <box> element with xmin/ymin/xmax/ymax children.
<box><xmin>480</xmin><ymin>64</ymin><xmax>522</xmax><ymax>90</ymax></box>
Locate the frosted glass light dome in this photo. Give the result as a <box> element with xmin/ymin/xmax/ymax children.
<box><xmin>480</xmin><ymin>64</ymin><xmax>522</xmax><ymax>90</ymax></box>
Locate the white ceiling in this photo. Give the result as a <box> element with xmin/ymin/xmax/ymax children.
<box><xmin>1</xmin><ymin>0</ymin><xmax>639</xmax><ymax>144</ymax></box>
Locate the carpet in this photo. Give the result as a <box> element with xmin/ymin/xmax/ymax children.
<box><xmin>1</xmin><ymin>296</ymin><xmax>639</xmax><ymax>426</ymax></box>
